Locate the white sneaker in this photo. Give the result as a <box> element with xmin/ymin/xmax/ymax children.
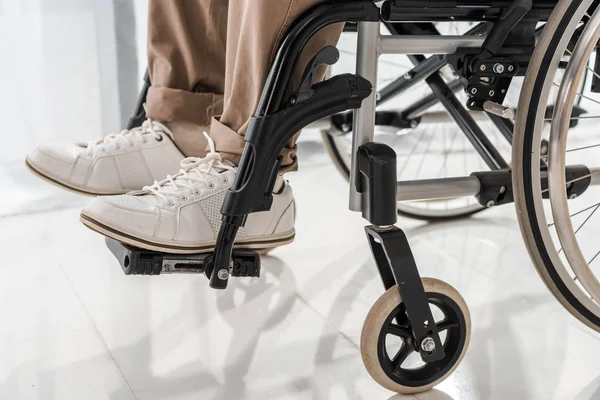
<box><xmin>80</xmin><ymin>134</ymin><xmax>295</xmax><ymax>253</ymax></box>
<box><xmin>26</xmin><ymin>119</ymin><xmax>185</xmax><ymax>195</ymax></box>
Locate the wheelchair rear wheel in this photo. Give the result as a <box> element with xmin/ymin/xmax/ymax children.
<box><xmin>514</xmin><ymin>0</ymin><xmax>600</xmax><ymax>332</ymax></box>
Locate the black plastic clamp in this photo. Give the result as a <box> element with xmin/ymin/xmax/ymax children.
<box><xmin>471</xmin><ymin>165</ymin><xmax>593</xmax><ymax>208</ymax></box>
<box><xmin>356</xmin><ymin>143</ymin><xmax>398</xmax><ymax>226</ymax></box>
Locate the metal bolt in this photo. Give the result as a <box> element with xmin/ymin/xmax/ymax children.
<box><xmin>376</xmin><ymin>92</ymin><xmax>382</xmax><ymax>101</ymax></box>
<box><xmin>421</xmin><ymin>337</ymin><xmax>436</xmax><ymax>353</ymax></box>
<box><xmin>404</xmin><ymin>72</ymin><xmax>413</xmax><ymax>80</ymax></box>
<box><xmin>499</xmin><ymin>186</ymin><xmax>507</xmax><ymax>194</ymax></box>
<box><xmin>489</xmin><ymin>90</ymin><xmax>495</xmax><ymax>97</ymax></box>
<box><xmin>493</xmin><ymin>63</ymin><xmax>505</xmax><ymax>74</ymax></box>
<box><xmin>217</xmin><ymin>269</ymin><xmax>229</xmax><ymax>280</ymax></box>
<box><xmin>501</xmin><ymin>89</ymin><xmax>506</xmax><ymax>94</ymax></box>
<box><xmin>508</xmin><ymin>65</ymin><xmax>515</xmax><ymax>72</ymax></box>
<box><xmin>480</xmin><ymin>64</ymin><xmax>487</xmax><ymax>72</ymax></box>
<box><xmin>289</xmin><ymin>96</ymin><xmax>297</xmax><ymax>105</ymax></box>
<box><xmin>341</xmin><ymin>123</ymin><xmax>351</xmax><ymax>132</ymax></box>
<box><xmin>486</xmin><ymin>200</ymin><xmax>495</xmax><ymax>208</ymax></box>
<box><xmin>410</xmin><ymin>120</ymin><xmax>418</xmax><ymax>128</ymax></box>
<box><xmin>471</xmin><ymin>88</ymin><xmax>478</xmax><ymax>95</ymax></box>
<box><xmin>569</xmin><ymin>193</ymin><xmax>578</xmax><ymax>200</ymax></box>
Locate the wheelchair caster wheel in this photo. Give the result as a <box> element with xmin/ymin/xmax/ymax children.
<box><xmin>361</xmin><ymin>278</ymin><xmax>471</xmax><ymax>394</ymax></box>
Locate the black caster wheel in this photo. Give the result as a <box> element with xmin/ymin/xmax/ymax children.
<box><xmin>361</xmin><ymin>278</ymin><xmax>471</xmax><ymax>394</ymax></box>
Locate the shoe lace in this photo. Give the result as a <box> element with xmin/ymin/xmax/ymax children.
<box><xmin>144</xmin><ymin>133</ymin><xmax>236</xmax><ymax>204</ymax></box>
<box><xmin>87</xmin><ymin>118</ymin><xmax>164</xmax><ymax>154</ymax></box>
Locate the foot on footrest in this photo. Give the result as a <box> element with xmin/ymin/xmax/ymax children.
<box><xmin>105</xmin><ymin>238</ymin><xmax>261</xmax><ymax>278</ymax></box>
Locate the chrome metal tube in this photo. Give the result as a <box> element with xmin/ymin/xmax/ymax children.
<box><xmin>396</xmin><ymin>177</ymin><xmax>481</xmax><ymax>202</ymax></box>
<box><xmin>350</xmin><ymin>21</ymin><xmax>380</xmax><ymax>212</ymax></box>
<box><xmin>418</xmin><ymin>110</ymin><xmax>488</xmax><ymax>124</ymax></box>
<box><xmin>380</xmin><ymin>35</ymin><xmax>486</xmax><ymax>55</ymax></box>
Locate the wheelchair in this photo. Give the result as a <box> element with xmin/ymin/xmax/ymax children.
<box><xmin>110</xmin><ymin>0</ymin><xmax>600</xmax><ymax>394</ymax></box>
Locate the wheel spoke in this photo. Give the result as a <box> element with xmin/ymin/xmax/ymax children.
<box><xmin>566</xmin><ymin>143</ymin><xmax>600</xmax><ymax>153</ymax></box>
<box><xmin>413</xmin><ymin>128</ymin><xmax>437</xmax><ymax>180</ymax></box>
<box><xmin>552</xmin><ymin>82</ymin><xmax>600</xmax><ymax>107</ymax></box>
<box><xmin>436</xmin><ymin>128</ymin><xmax>461</xmax><ymax>178</ymax></box>
<box><xmin>398</xmin><ymin>128</ymin><xmax>429</xmax><ymax>177</ymax></box>
<box><xmin>565</xmin><ymin>47</ymin><xmax>600</xmax><ymax>83</ymax></box>
<box><xmin>544</xmin><ymin>116</ymin><xmax>600</xmax><ymax>121</ymax></box>
<box><xmin>392</xmin><ymin>344</ymin><xmax>413</xmax><ymax>373</ymax></box>
<box><xmin>436</xmin><ymin>319</ymin><xmax>459</xmax><ymax>332</ymax></box>
<box><xmin>573</xmin><ymin>204</ymin><xmax>600</xmax><ymax>235</ymax></box>
<box><xmin>386</xmin><ymin>323</ymin><xmax>413</xmax><ymax>338</ymax></box>
<box><xmin>588</xmin><ymin>249</ymin><xmax>600</xmax><ymax>266</ymax></box>
<box><xmin>549</xmin><ymin>202</ymin><xmax>600</xmax><ymax>227</ymax></box>
<box><xmin>542</xmin><ymin>174</ymin><xmax>591</xmax><ymax>194</ymax></box>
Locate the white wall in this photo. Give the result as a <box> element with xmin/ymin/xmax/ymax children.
<box><xmin>0</xmin><ymin>0</ymin><xmax>128</xmax><ymax>165</ymax></box>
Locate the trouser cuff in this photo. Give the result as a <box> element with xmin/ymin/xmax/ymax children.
<box><xmin>209</xmin><ymin>116</ymin><xmax>298</xmax><ymax>172</ymax></box>
<box><xmin>146</xmin><ymin>86</ymin><xmax>223</xmax><ymax>126</ymax></box>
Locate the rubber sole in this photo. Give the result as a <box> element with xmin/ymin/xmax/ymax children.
<box><xmin>80</xmin><ymin>212</ymin><xmax>295</xmax><ymax>254</ymax></box>
<box><xmin>25</xmin><ymin>158</ymin><xmax>128</xmax><ymax>196</ymax></box>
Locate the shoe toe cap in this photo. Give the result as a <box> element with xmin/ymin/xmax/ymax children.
<box><xmin>27</xmin><ymin>143</ymin><xmax>80</xmax><ymax>180</ymax></box>
<box><xmin>82</xmin><ymin>195</ymin><xmax>160</xmax><ymax>238</ymax></box>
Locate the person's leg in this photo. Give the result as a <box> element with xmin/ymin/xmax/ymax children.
<box><xmin>26</xmin><ymin>0</ymin><xmax>227</xmax><ymax>195</ymax></box>
<box><xmin>80</xmin><ymin>0</ymin><xmax>343</xmax><ymax>253</ymax></box>
<box><xmin>210</xmin><ymin>0</ymin><xmax>343</xmax><ymax>173</ymax></box>
<box><xmin>146</xmin><ymin>0</ymin><xmax>228</xmax><ymax>158</ymax></box>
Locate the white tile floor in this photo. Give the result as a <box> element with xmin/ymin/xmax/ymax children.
<box><xmin>3</xmin><ymin>4</ymin><xmax>600</xmax><ymax>399</ymax></box>
<box><xmin>2</xmin><ymin>141</ymin><xmax>600</xmax><ymax>400</ymax></box>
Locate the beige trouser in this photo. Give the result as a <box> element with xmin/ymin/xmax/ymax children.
<box><xmin>145</xmin><ymin>0</ymin><xmax>342</xmax><ymax>173</ymax></box>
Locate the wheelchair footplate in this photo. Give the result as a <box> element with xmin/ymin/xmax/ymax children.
<box><xmin>105</xmin><ymin>237</ymin><xmax>261</xmax><ymax>278</ymax></box>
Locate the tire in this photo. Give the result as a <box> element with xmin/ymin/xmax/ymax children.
<box><xmin>512</xmin><ymin>0</ymin><xmax>600</xmax><ymax>332</ymax></box>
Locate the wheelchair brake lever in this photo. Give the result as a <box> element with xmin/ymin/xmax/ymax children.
<box><xmin>291</xmin><ymin>45</ymin><xmax>340</xmax><ymax>104</ymax></box>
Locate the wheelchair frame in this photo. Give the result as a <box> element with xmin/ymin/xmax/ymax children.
<box><xmin>110</xmin><ymin>0</ymin><xmax>600</xmax><ymax>393</ymax></box>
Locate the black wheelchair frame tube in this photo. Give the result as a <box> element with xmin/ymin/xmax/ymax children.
<box><xmin>381</xmin><ymin>0</ymin><xmax>556</xmax><ymax>22</ymax></box>
<box><xmin>488</xmin><ymin>113</ymin><xmax>515</xmax><ymax>144</ymax></box>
